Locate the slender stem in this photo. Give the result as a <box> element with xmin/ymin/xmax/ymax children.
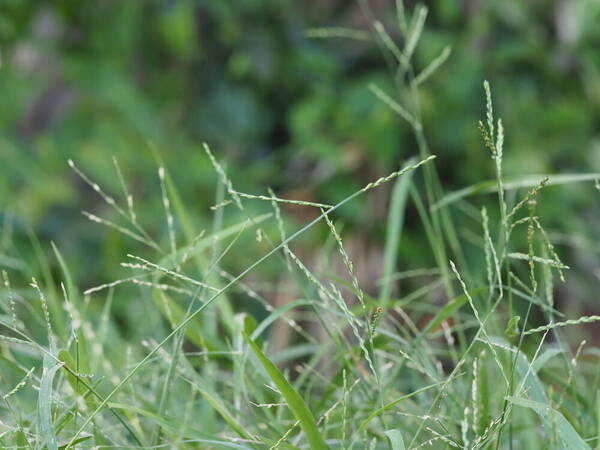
<box><xmin>65</xmin><ymin>157</ymin><xmax>435</xmax><ymax>448</ymax></box>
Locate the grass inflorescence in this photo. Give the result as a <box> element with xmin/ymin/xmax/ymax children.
<box><xmin>2</xmin><ymin>2</ymin><xmax>600</xmax><ymax>450</ymax></box>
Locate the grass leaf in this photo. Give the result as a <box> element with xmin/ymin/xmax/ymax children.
<box><xmin>384</xmin><ymin>430</ymin><xmax>406</xmax><ymax>450</ymax></box>
<box><xmin>243</xmin><ymin>319</ymin><xmax>328</xmax><ymax>450</ymax></box>
<box><xmin>507</xmin><ymin>396</ymin><xmax>590</xmax><ymax>449</ymax></box>
<box><xmin>379</xmin><ymin>157</ymin><xmax>415</xmax><ymax>307</ymax></box>
<box><xmin>433</xmin><ymin>173</ymin><xmax>600</xmax><ymax>210</ymax></box>
<box><xmin>39</xmin><ymin>355</ymin><xmax>62</xmax><ymax>450</ymax></box>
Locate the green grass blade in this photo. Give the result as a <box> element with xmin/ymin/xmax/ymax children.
<box><xmin>250</xmin><ymin>299</ymin><xmax>313</xmax><ymax>340</ymax></box>
<box><xmin>39</xmin><ymin>355</ymin><xmax>62</xmax><ymax>450</ymax></box>
<box><xmin>355</xmin><ymin>381</ymin><xmax>445</xmax><ymax>435</ymax></box>
<box><xmin>433</xmin><ymin>173</ymin><xmax>600</xmax><ymax>210</ymax></box>
<box><xmin>414</xmin><ymin>287</ymin><xmax>485</xmax><ymax>343</ymax></box>
<box><xmin>152</xmin><ymin>290</ymin><xmax>220</xmax><ymax>349</ymax></box>
<box><xmin>243</xmin><ymin>319</ymin><xmax>327</xmax><ymax>450</ymax></box>
<box><xmin>507</xmin><ymin>396</ymin><xmax>590</xmax><ymax>449</ymax></box>
<box><xmin>51</xmin><ymin>242</ymin><xmax>77</xmax><ymax>306</ymax></box>
<box><xmin>58</xmin><ymin>434</ymin><xmax>92</xmax><ymax>449</ymax></box>
<box><xmin>384</xmin><ymin>430</ymin><xmax>405</xmax><ymax>450</ymax></box>
<box><xmin>157</xmin><ymin>212</ymin><xmax>272</xmax><ymax>271</ymax></box>
<box><xmin>108</xmin><ymin>402</ymin><xmax>253</xmax><ymax>448</ymax></box>
<box><xmin>531</xmin><ymin>348</ymin><xmax>564</xmax><ymax>373</ymax></box>
<box><xmin>379</xmin><ymin>158</ymin><xmax>415</xmax><ymax>307</ymax></box>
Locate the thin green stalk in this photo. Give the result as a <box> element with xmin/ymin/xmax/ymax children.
<box><xmin>65</xmin><ymin>156</ymin><xmax>435</xmax><ymax>448</ymax></box>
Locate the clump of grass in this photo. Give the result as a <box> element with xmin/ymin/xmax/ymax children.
<box><xmin>2</xmin><ymin>2</ymin><xmax>600</xmax><ymax>450</ymax></box>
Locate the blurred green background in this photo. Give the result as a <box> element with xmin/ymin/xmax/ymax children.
<box><xmin>2</xmin><ymin>1</ymin><xmax>600</xmax><ymax>331</ymax></box>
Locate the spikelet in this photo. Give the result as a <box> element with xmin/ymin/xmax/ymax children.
<box><xmin>2</xmin><ymin>270</ymin><xmax>18</xmax><ymax>329</ymax></box>
<box><xmin>30</xmin><ymin>277</ymin><xmax>54</xmax><ymax>350</ymax></box>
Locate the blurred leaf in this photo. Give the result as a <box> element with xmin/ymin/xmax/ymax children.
<box><xmin>243</xmin><ymin>320</ymin><xmax>327</xmax><ymax>450</ymax></box>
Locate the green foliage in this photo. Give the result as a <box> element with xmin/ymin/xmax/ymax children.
<box><xmin>2</xmin><ymin>1</ymin><xmax>600</xmax><ymax>449</ymax></box>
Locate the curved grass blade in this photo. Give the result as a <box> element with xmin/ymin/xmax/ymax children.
<box><xmin>433</xmin><ymin>173</ymin><xmax>600</xmax><ymax>210</ymax></box>
<box><xmin>507</xmin><ymin>396</ymin><xmax>590</xmax><ymax>449</ymax></box>
<box><xmin>39</xmin><ymin>356</ymin><xmax>62</xmax><ymax>450</ymax></box>
<box><xmin>413</xmin><ymin>287</ymin><xmax>486</xmax><ymax>344</ymax></box>
<box><xmin>108</xmin><ymin>402</ymin><xmax>254</xmax><ymax>448</ymax></box>
<box><xmin>379</xmin><ymin>158</ymin><xmax>415</xmax><ymax>308</ymax></box>
<box><xmin>384</xmin><ymin>430</ymin><xmax>405</xmax><ymax>450</ymax></box>
<box><xmin>58</xmin><ymin>434</ymin><xmax>92</xmax><ymax>449</ymax></box>
<box><xmin>243</xmin><ymin>319</ymin><xmax>327</xmax><ymax>450</ymax></box>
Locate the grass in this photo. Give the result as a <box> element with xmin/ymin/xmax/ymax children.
<box><xmin>2</xmin><ymin>2</ymin><xmax>600</xmax><ymax>449</ymax></box>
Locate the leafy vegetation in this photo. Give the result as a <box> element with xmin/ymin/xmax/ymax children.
<box><xmin>2</xmin><ymin>1</ymin><xmax>600</xmax><ymax>449</ymax></box>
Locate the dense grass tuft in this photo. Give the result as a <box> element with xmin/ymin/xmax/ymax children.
<box><xmin>2</xmin><ymin>3</ymin><xmax>600</xmax><ymax>449</ymax></box>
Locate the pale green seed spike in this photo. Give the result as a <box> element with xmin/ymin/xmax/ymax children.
<box><xmin>203</xmin><ymin>143</ymin><xmax>244</xmax><ymax>210</ymax></box>
<box><xmin>524</xmin><ymin>315</ymin><xmax>600</xmax><ymax>335</ymax></box>
<box><xmin>527</xmin><ymin>197</ymin><xmax>538</xmax><ymax>293</ymax></box>
<box><xmin>112</xmin><ymin>155</ymin><xmax>136</xmax><ymax>223</ymax></box>
<box><xmin>60</xmin><ymin>282</ymin><xmax>79</xmax><ymax>347</ymax></box>
<box><xmin>71</xmin><ymin>158</ymin><xmax>159</xmax><ymax>251</ymax></box>
<box><xmin>481</xmin><ymin>208</ymin><xmax>492</xmax><ymax>292</ymax></box>
<box><xmin>179</xmin><ymin>229</ymin><xmax>206</xmax><ymax>266</ymax></box>
<box><xmin>305</xmin><ymin>27</ymin><xmax>371</xmax><ymax>41</ymax></box>
<box><xmin>404</xmin><ymin>4</ymin><xmax>428</xmax><ymax>63</ymax></box>
<box><xmin>507</xmin><ymin>253</ymin><xmax>569</xmax><ymax>269</ymax></box>
<box><xmin>158</xmin><ymin>167</ymin><xmax>177</xmax><ymax>260</ymax></box>
<box><xmin>2</xmin><ymin>270</ymin><xmax>18</xmax><ymax>330</ymax></box>
<box><xmin>328</xmin><ymin>283</ymin><xmax>377</xmax><ymax>384</ymax></box>
<box><xmin>374</xmin><ymin>21</ymin><xmax>404</xmax><ymax>65</ymax></box>
<box><xmin>506</xmin><ymin>177</ymin><xmax>549</xmax><ymax>222</ymax></box>
<box><xmin>268</xmin><ymin>187</ymin><xmax>292</xmax><ymax>272</ymax></box>
<box><xmin>3</xmin><ymin>366</ymin><xmax>35</xmax><ymax>401</ymax></box>
<box><xmin>210</xmin><ymin>199</ymin><xmax>232</xmax><ymax>210</ymax></box>
<box><xmin>81</xmin><ymin>211</ymin><xmax>160</xmax><ymax>251</ymax></box>
<box><xmin>415</xmin><ymin>45</ymin><xmax>452</xmax><ymax>86</ymax></box>
<box><xmin>361</xmin><ymin>155</ymin><xmax>435</xmax><ymax>191</ymax></box>
<box><xmin>31</xmin><ymin>277</ymin><xmax>55</xmax><ymax>351</ymax></box>
<box><xmin>369</xmin><ymin>83</ymin><xmax>417</xmax><ymax>128</ymax></box>
<box><xmin>323</xmin><ymin>212</ymin><xmax>381</xmax><ymax>391</ymax></box>
<box><xmin>233</xmin><ymin>190</ymin><xmax>332</xmax><ymax>209</ymax></box>
<box><xmin>68</xmin><ymin>159</ymin><xmax>124</xmax><ymax>216</ymax></box>
<box><xmin>396</xmin><ymin>0</ymin><xmax>407</xmax><ymax>35</ymax></box>
<box><xmin>496</xmin><ymin>118</ymin><xmax>504</xmax><ymax>161</ymax></box>
<box><xmin>533</xmin><ymin>217</ymin><xmax>566</xmax><ymax>282</ymax></box>
<box><xmin>483</xmin><ymin>80</ymin><xmax>494</xmax><ymax>143</ymax></box>
<box><xmin>471</xmin><ymin>357</ymin><xmax>479</xmax><ymax>434</ymax></box>
<box><xmin>125</xmin><ymin>254</ymin><xmax>219</xmax><ymax>291</ymax></box>
<box><xmin>269</xmin><ymin>420</ymin><xmax>299</xmax><ymax>450</ymax></box>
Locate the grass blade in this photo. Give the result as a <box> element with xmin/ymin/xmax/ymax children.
<box><xmin>379</xmin><ymin>158</ymin><xmax>415</xmax><ymax>307</ymax></box>
<box><xmin>433</xmin><ymin>173</ymin><xmax>600</xmax><ymax>210</ymax></box>
<box><xmin>384</xmin><ymin>430</ymin><xmax>405</xmax><ymax>450</ymax></box>
<box><xmin>243</xmin><ymin>319</ymin><xmax>327</xmax><ymax>450</ymax></box>
<box><xmin>39</xmin><ymin>355</ymin><xmax>62</xmax><ymax>450</ymax></box>
<box><xmin>507</xmin><ymin>396</ymin><xmax>590</xmax><ymax>449</ymax></box>
<box><xmin>355</xmin><ymin>380</ymin><xmax>445</xmax><ymax>435</ymax></box>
